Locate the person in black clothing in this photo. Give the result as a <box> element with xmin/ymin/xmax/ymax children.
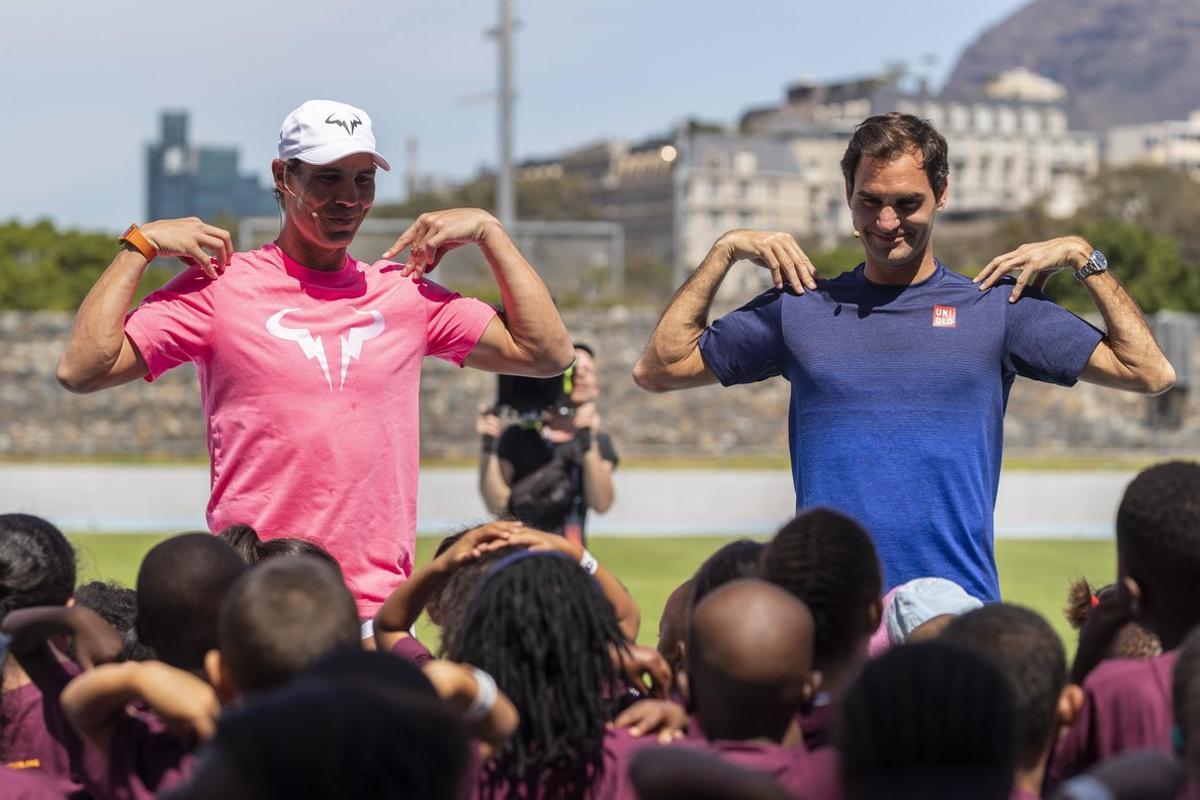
<box><xmin>478</xmin><ymin>344</ymin><xmax>618</xmax><ymax>545</ymax></box>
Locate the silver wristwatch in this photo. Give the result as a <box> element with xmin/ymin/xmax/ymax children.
<box><xmin>1074</xmin><ymin>249</ymin><xmax>1108</xmax><ymax>282</ymax></box>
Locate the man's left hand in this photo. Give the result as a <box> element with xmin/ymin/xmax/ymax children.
<box><xmin>974</xmin><ymin>236</ymin><xmax>1092</xmax><ymax>303</ymax></box>
<box><xmin>382</xmin><ymin>209</ymin><xmax>505</xmax><ymax>278</ymax></box>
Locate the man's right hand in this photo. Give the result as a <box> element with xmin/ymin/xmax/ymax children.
<box><xmin>716</xmin><ymin>230</ymin><xmax>818</xmax><ymax>295</ymax></box>
<box><xmin>140</xmin><ymin>218</ymin><xmax>233</xmax><ymax>279</ymax></box>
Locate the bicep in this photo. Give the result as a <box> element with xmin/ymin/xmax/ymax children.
<box><xmin>68</xmin><ymin>334</ymin><xmax>150</xmax><ymax>392</ymax></box>
<box><xmin>692</xmin><ymin>291</ymin><xmax>786</xmax><ymax>388</ymax></box>
<box><xmin>462</xmin><ymin>316</ymin><xmax>549</xmax><ymax>376</ymax></box>
<box><xmin>101</xmin><ymin>335</ymin><xmax>151</xmax><ymax>388</ymax></box>
<box><xmin>636</xmin><ymin>346</ymin><xmax>720</xmax><ymax>392</ymax></box>
<box><xmin>1078</xmin><ymin>338</ymin><xmax>1141</xmax><ymax>391</ymax></box>
<box><xmin>670</xmin><ymin>348</ymin><xmax>722</xmax><ymax>389</ymax></box>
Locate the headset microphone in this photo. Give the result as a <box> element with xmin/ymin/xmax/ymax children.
<box><xmin>285</xmin><ymin>183</ymin><xmax>320</xmax><ymax>219</ymax></box>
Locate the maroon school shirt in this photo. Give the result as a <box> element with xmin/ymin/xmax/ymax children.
<box><xmin>471</xmin><ymin>726</ymin><xmax>658</xmax><ymax>799</ymax></box>
<box><xmin>1048</xmin><ymin>651</ymin><xmax>1179</xmax><ymax>787</ymax></box>
<box><xmin>1</xmin><ymin>659</ymin><xmax>87</xmax><ymax>797</ymax></box>
<box><xmin>800</xmin><ymin>700</ymin><xmax>836</xmax><ymax>751</ymax></box>
<box><xmin>672</xmin><ymin>737</ymin><xmax>843</xmax><ymax>799</ymax></box>
<box><xmin>389</xmin><ymin>635</ymin><xmax>434</xmax><ymax>667</ymax></box>
<box><xmin>81</xmin><ymin>710</ymin><xmax>197</xmax><ymax>800</ymax></box>
<box><xmin>0</xmin><ymin>766</ymin><xmax>65</xmax><ymax>799</ymax></box>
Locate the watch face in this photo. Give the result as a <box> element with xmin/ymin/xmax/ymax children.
<box><xmin>1092</xmin><ymin>250</ymin><xmax>1108</xmax><ymax>270</ymax></box>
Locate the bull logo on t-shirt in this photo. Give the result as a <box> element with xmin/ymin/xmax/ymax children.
<box><xmin>265</xmin><ymin>308</ymin><xmax>385</xmax><ymax>391</ymax></box>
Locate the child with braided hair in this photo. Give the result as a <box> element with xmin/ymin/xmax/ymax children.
<box><xmin>444</xmin><ymin>551</ymin><xmax>657</xmax><ymax>799</ymax></box>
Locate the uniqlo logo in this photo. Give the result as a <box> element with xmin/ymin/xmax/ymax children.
<box><xmin>932</xmin><ymin>305</ymin><xmax>957</xmax><ymax>328</ymax></box>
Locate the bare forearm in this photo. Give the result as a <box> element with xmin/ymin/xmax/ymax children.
<box><xmin>2</xmin><ymin>607</ymin><xmax>78</xmax><ymax>654</ymax></box>
<box><xmin>478</xmin><ymin>453</ymin><xmax>512</xmax><ymax>515</ymax></box>
<box><xmin>480</xmin><ymin>227</ymin><xmax>573</xmax><ymax>374</ymax></box>
<box><xmin>61</xmin><ymin>662</ymin><xmax>141</xmax><ymax>751</ymax></box>
<box><xmin>373</xmin><ymin>563</ymin><xmax>452</xmax><ymax>651</ymax></box>
<box><xmin>58</xmin><ymin>248</ymin><xmax>146</xmax><ymax>391</ymax></box>
<box><xmin>1083</xmin><ymin>270</ymin><xmax>1175</xmax><ymax>393</ymax></box>
<box><xmin>592</xmin><ymin>561</ymin><xmax>640</xmax><ymax>641</ymax></box>
<box><xmin>581</xmin><ymin>449</ymin><xmax>614</xmax><ymax>512</ymax></box>
<box><xmin>634</xmin><ymin>241</ymin><xmax>732</xmax><ymax>391</ymax></box>
<box><xmin>422</xmin><ymin>661</ymin><xmax>519</xmax><ymax>749</ymax></box>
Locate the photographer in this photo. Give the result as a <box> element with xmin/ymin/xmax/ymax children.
<box><xmin>478</xmin><ymin>344</ymin><xmax>618</xmax><ymax>545</ymax></box>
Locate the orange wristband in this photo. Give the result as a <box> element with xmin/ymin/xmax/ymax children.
<box><xmin>119</xmin><ymin>224</ymin><xmax>158</xmax><ymax>262</ymax></box>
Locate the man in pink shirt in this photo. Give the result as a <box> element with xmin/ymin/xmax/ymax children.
<box><xmin>57</xmin><ymin>99</ymin><xmax>574</xmax><ymax>617</ymax></box>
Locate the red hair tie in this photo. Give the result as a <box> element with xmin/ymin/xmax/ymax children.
<box><xmin>1089</xmin><ymin>594</ymin><xmax>1101</xmax><ymax>608</ymax></box>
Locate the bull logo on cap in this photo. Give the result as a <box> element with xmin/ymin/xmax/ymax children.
<box><xmin>325</xmin><ymin>113</ymin><xmax>363</xmax><ymax>135</ymax></box>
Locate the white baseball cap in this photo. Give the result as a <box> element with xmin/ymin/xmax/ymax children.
<box><xmin>884</xmin><ymin>577</ymin><xmax>983</xmax><ymax>645</ymax></box>
<box><xmin>277</xmin><ymin>100</ymin><xmax>391</xmax><ymax>171</ymax></box>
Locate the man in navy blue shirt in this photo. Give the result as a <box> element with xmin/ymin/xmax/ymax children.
<box><xmin>634</xmin><ymin>113</ymin><xmax>1175</xmax><ymax>603</ymax></box>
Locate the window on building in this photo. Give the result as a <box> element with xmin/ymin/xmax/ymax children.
<box><xmin>998</xmin><ymin>108</ymin><xmax>1017</xmax><ymax>135</ymax></box>
<box><xmin>734</xmin><ymin>150</ymin><xmax>758</xmax><ymax>173</ymax></box>
<box><xmin>974</xmin><ymin>105</ymin><xmax>994</xmax><ymax>134</ymax></box>
<box><xmin>949</xmin><ymin>105</ymin><xmax>969</xmax><ymax>133</ymax></box>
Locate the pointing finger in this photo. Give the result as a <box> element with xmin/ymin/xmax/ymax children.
<box><xmin>383</xmin><ymin>221</ymin><xmax>420</xmax><ymax>259</ymax></box>
<box><xmin>205</xmin><ymin>225</ymin><xmax>234</xmax><ymax>266</ymax></box>
<box><xmin>773</xmin><ymin>243</ymin><xmax>804</xmax><ymax>295</ymax></box>
<box><xmin>189</xmin><ymin>247</ymin><xmax>218</xmax><ymax>279</ymax></box>
<box><xmin>977</xmin><ymin>254</ymin><xmax>1018</xmax><ymax>292</ymax></box>
<box><xmin>783</xmin><ymin>239</ymin><xmax>819</xmax><ymax>291</ymax></box>
<box><xmin>1009</xmin><ymin>267</ymin><xmax>1034</xmax><ymax>304</ymax></box>
<box><xmin>759</xmin><ymin>247</ymin><xmax>783</xmax><ymax>289</ymax></box>
<box><xmin>974</xmin><ymin>252</ymin><xmax>1011</xmax><ymax>287</ymax></box>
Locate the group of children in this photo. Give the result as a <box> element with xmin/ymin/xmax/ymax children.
<box><xmin>2</xmin><ymin>459</ymin><xmax>1199</xmax><ymax>799</ymax></box>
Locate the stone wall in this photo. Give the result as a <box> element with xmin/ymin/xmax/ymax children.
<box><xmin>2</xmin><ymin>309</ymin><xmax>1197</xmax><ymax>459</ymax></box>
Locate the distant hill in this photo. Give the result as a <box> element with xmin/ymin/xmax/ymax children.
<box><xmin>943</xmin><ymin>0</ymin><xmax>1200</xmax><ymax>130</ymax></box>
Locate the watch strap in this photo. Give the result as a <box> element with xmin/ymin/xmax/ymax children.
<box><xmin>1074</xmin><ymin>250</ymin><xmax>1108</xmax><ymax>282</ymax></box>
<box><xmin>119</xmin><ymin>224</ymin><xmax>158</xmax><ymax>262</ymax></box>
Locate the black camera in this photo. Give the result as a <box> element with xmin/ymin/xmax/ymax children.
<box><xmin>495</xmin><ymin>366</ymin><xmax>576</xmax><ymax>418</ymax></box>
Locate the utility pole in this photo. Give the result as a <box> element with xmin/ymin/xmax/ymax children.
<box><xmin>405</xmin><ymin>136</ymin><xmax>418</xmax><ymax>200</ymax></box>
<box><xmin>493</xmin><ymin>0</ymin><xmax>516</xmax><ymax>229</ymax></box>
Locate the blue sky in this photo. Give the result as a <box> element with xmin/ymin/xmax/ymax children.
<box><xmin>2</xmin><ymin>0</ymin><xmax>1029</xmax><ymax>231</ymax></box>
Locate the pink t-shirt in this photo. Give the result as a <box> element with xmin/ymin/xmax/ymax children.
<box><xmin>124</xmin><ymin>244</ymin><xmax>496</xmax><ymax>616</ymax></box>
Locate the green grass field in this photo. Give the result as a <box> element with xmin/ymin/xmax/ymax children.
<box><xmin>67</xmin><ymin>534</ymin><xmax>1114</xmax><ymax>654</ymax></box>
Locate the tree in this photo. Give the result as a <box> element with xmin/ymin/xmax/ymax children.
<box><xmin>1045</xmin><ymin>219</ymin><xmax>1199</xmax><ymax>314</ymax></box>
<box><xmin>1078</xmin><ymin>165</ymin><xmax>1200</xmax><ymax>265</ymax></box>
<box><xmin>982</xmin><ymin>166</ymin><xmax>1200</xmax><ymax>314</ymax></box>
<box><xmin>0</xmin><ymin>219</ymin><xmax>177</xmax><ymax>311</ymax></box>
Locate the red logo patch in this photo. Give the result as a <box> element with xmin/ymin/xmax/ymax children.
<box><xmin>932</xmin><ymin>305</ymin><xmax>957</xmax><ymax>328</ymax></box>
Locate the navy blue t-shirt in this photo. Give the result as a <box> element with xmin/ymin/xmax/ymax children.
<box><xmin>699</xmin><ymin>262</ymin><xmax>1103</xmax><ymax>602</ymax></box>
